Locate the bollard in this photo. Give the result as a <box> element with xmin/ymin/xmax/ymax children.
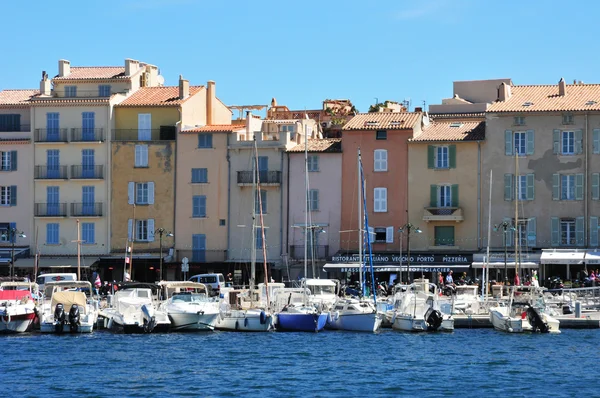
<box><xmin>575</xmin><ymin>301</ymin><xmax>582</xmax><ymax>318</ymax></box>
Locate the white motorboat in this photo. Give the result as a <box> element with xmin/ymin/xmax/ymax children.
<box><xmin>391</xmin><ymin>280</ymin><xmax>454</xmax><ymax>332</ymax></box>
<box><xmin>0</xmin><ymin>281</ymin><xmax>38</xmax><ymax>334</ymax></box>
<box><xmin>305</xmin><ymin>278</ymin><xmax>338</xmax><ymax>311</ymax></box>
<box><xmin>102</xmin><ymin>282</ymin><xmax>170</xmax><ymax>333</ymax></box>
<box><xmin>327</xmin><ymin>298</ymin><xmax>382</xmax><ymax>332</ymax></box>
<box><xmin>159</xmin><ymin>281</ymin><xmax>219</xmax><ymax>331</ymax></box>
<box><xmin>39</xmin><ymin>281</ymin><xmax>98</xmax><ymax>334</ymax></box>
<box><xmin>216</xmin><ymin>288</ymin><xmax>273</xmax><ymax>332</ymax></box>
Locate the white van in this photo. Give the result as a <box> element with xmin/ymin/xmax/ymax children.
<box><xmin>36</xmin><ymin>273</ymin><xmax>78</xmax><ymax>294</ymax></box>
<box><xmin>188</xmin><ymin>273</ymin><xmax>225</xmax><ymax>296</ymax></box>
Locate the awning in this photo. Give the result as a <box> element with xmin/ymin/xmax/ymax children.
<box><xmin>540</xmin><ymin>250</ymin><xmax>586</xmax><ymax>265</ymax></box>
<box><xmin>323</xmin><ymin>263</ymin><xmax>470</xmax><ymax>273</ymax></box>
<box><xmin>14</xmin><ymin>257</ymin><xmax>98</xmax><ymax>268</ymax></box>
<box><xmin>472</xmin><ymin>261</ymin><xmax>538</xmax><ymax>269</ymax></box>
<box><xmin>0</xmin><ymin>248</ymin><xmax>29</xmax><ymax>264</ymax></box>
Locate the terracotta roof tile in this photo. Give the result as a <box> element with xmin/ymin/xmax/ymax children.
<box><xmin>288</xmin><ymin>138</ymin><xmax>342</xmax><ymax>153</ymax></box>
<box><xmin>0</xmin><ymin>138</ymin><xmax>31</xmax><ymax>145</ymax></box>
<box><xmin>410</xmin><ymin>121</ymin><xmax>485</xmax><ymax>142</ymax></box>
<box><xmin>342</xmin><ymin>112</ymin><xmax>422</xmax><ymax>130</ymax></box>
<box><xmin>182</xmin><ymin>124</ymin><xmax>245</xmax><ymax>133</ymax></box>
<box><xmin>488</xmin><ymin>84</ymin><xmax>600</xmax><ymax>113</ymax></box>
<box><xmin>29</xmin><ymin>97</ymin><xmax>111</xmax><ymax>106</ymax></box>
<box><xmin>0</xmin><ymin>89</ymin><xmax>38</xmax><ymax>106</ymax></box>
<box><xmin>116</xmin><ymin>86</ymin><xmax>204</xmax><ymax>107</ymax></box>
<box><xmin>430</xmin><ymin>112</ymin><xmax>485</xmax><ymax>120</ymax></box>
<box><xmin>53</xmin><ymin>67</ymin><xmax>126</xmax><ymax>81</ymax></box>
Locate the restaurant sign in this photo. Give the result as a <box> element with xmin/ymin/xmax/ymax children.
<box><xmin>330</xmin><ymin>253</ymin><xmax>472</xmax><ymax>266</ymax></box>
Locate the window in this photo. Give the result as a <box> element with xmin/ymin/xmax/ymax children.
<box><xmin>98</xmin><ymin>85</ymin><xmax>111</xmax><ymax>97</ymax></box>
<box><xmin>516</xmin><ymin>175</ymin><xmax>527</xmax><ymax>200</ymax></box>
<box><xmin>136</xmin><ymin>220</ymin><xmax>148</xmax><ymax>241</ymax></box>
<box><xmin>309</xmin><ymin>189</ymin><xmax>319</xmax><ymax>211</ymax></box>
<box><xmin>374</xmin><ymin>227</ymin><xmax>387</xmax><ymax>243</ymax></box>
<box><xmin>192</xmin><ymin>234</ymin><xmax>206</xmax><ymax>262</ymax></box>
<box><xmin>307</xmin><ymin>155</ymin><xmax>319</xmax><ymax>172</ymax></box>
<box><xmin>256</xmin><ymin>227</ymin><xmax>266</xmax><ymax>249</ymax></box>
<box><xmin>255</xmin><ymin>190</ymin><xmax>267</xmax><ymax>214</ymax></box>
<box><xmin>514</xmin><ymin>116</ymin><xmax>525</xmax><ymax>126</ymax></box>
<box><xmin>376</xmin><ymin>130</ymin><xmax>387</xmax><ymax>140</ymax></box>
<box><xmin>46</xmin><ymin>223</ymin><xmax>59</xmax><ymax>244</ymax></box>
<box><xmin>374</xmin><ymin>187</ymin><xmax>387</xmax><ymax>212</ymax></box>
<box><xmin>514</xmin><ymin>131</ymin><xmax>526</xmax><ymax>155</ymax></box>
<box><xmin>128</xmin><ymin>182</ymin><xmax>154</xmax><ymax>205</ymax></box>
<box><xmin>438</xmin><ymin>185</ymin><xmax>451</xmax><ymax>207</ymax></box>
<box><xmin>562</xmin><ymin>131</ymin><xmax>574</xmax><ymax>155</ymax></box>
<box><xmin>129</xmin><ymin>219</ymin><xmax>154</xmax><ymax>241</ymax></box>
<box><xmin>193</xmin><ymin>195</ymin><xmax>207</xmax><ymax>218</ymax></box>
<box><xmin>191</xmin><ymin>168</ymin><xmax>208</xmax><ymax>183</ymax></box>
<box><xmin>136</xmin><ymin>183</ymin><xmax>149</xmax><ymax>204</ymax></box>
<box><xmin>374</xmin><ymin>149</ymin><xmax>387</xmax><ymax>172</ymax></box>
<box><xmin>219</xmin><ymin>219</ymin><xmax>226</xmax><ymax>226</ymax></box>
<box><xmin>436</xmin><ymin>146</ymin><xmax>449</xmax><ymax>168</ymax></box>
<box><xmin>64</xmin><ymin>86</ymin><xmax>77</xmax><ymax>98</ymax></box>
<box><xmin>561</xmin><ymin>175</ymin><xmax>575</xmax><ymax>200</ymax></box>
<box><xmin>515</xmin><ymin>219</ymin><xmax>528</xmax><ymax>248</ymax></box>
<box><xmin>198</xmin><ymin>133</ymin><xmax>213</xmax><ymax>148</ymax></box>
<box><xmin>1</xmin><ymin>186</ymin><xmax>12</xmax><ymax>206</ymax></box>
<box><xmin>0</xmin><ymin>151</ymin><xmax>16</xmax><ymax>171</ymax></box>
<box><xmin>0</xmin><ymin>114</ymin><xmax>21</xmax><ymax>132</ymax></box>
<box><xmin>434</xmin><ymin>226</ymin><xmax>455</xmax><ymax>246</ymax></box>
<box><xmin>135</xmin><ymin>145</ymin><xmax>148</xmax><ymax>167</ymax></box>
<box><xmin>561</xmin><ymin>219</ymin><xmax>576</xmax><ymax>245</ymax></box>
<box><xmin>281</xmin><ymin>125</ymin><xmax>295</xmax><ymax>140</ymax></box>
<box><xmin>562</xmin><ymin>113</ymin><xmax>574</xmax><ymax>125</ymax></box>
<box><xmin>82</xmin><ymin>223</ymin><xmax>95</xmax><ymax>244</ymax></box>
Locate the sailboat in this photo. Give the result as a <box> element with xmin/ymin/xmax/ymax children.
<box><xmin>215</xmin><ymin>137</ymin><xmax>274</xmax><ymax>332</ymax></box>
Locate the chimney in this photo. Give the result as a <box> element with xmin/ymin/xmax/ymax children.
<box><xmin>498</xmin><ymin>82</ymin><xmax>511</xmax><ymax>101</ymax></box>
<box><xmin>178</xmin><ymin>75</ymin><xmax>189</xmax><ymax>99</ymax></box>
<box><xmin>125</xmin><ymin>58</ymin><xmax>139</xmax><ymax>76</ymax></box>
<box><xmin>58</xmin><ymin>59</ymin><xmax>70</xmax><ymax>77</ymax></box>
<box><xmin>40</xmin><ymin>71</ymin><xmax>51</xmax><ymax>96</ymax></box>
<box><xmin>206</xmin><ymin>80</ymin><xmax>215</xmax><ymax>126</ymax></box>
<box><xmin>559</xmin><ymin>78</ymin><xmax>566</xmax><ymax>96</ymax></box>
<box><xmin>414</xmin><ymin>107</ymin><xmax>423</xmax><ymax>112</ymax></box>
<box><xmin>246</xmin><ymin>111</ymin><xmax>252</xmax><ymax>138</ymax></box>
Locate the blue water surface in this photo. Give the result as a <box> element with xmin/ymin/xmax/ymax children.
<box><xmin>2</xmin><ymin>328</ymin><xmax>597</xmax><ymax>397</ymax></box>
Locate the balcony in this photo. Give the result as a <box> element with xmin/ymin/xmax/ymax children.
<box><xmin>113</xmin><ymin>127</ymin><xmax>176</xmax><ymax>141</ymax></box>
<box><xmin>71</xmin><ymin>165</ymin><xmax>104</xmax><ymax>179</ymax></box>
<box><xmin>0</xmin><ymin>124</ymin><xmax>30</xmax><ymax>133</ymax></box>
<box><xmin>422</xmin><ymin>207</ymin><xmax>464</xmax><ymax>222</ymax></box>
<box><xmin>177</xmin><ymin>249</ymin><xmax>227</xmax><ymax>263</ymax></box>
<box><xmin>34</xmin><ymin>128</ymin><xmax>69</xmax><ymax>143</ymax></box>
<box><xmin>289</xmin><ymin>245</ymin><xmax>329</xmax><ymax>260</ymax></box>
<box><xmin>237</xmin><ymin>171</ymin><xmax>282</xmax><ymax>186</ymax></box>
<box><xmin>35</xmin><ymin>203</ymin><xmax>68</xmax><ymax>217</ymax></box>
<box><xmin>34</xmin><ymin>165</ymin><xmax>69</xmax><ymax>180</ymax></box>
<box><xmin>71</xmin><ymin>202</ymin><xmax>103</xmax><ymax>217</ymax></box>
<box><xmin>71</xmin><ymin>128</ymin><xmax>104</xmax><ymax>142</ymax></box>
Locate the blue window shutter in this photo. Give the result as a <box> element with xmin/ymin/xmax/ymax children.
<box><xmin>526</xmin><ymin>173</ymin><xmax>534</xmax><ymax>200</ymax></box>
<box><xmin>10</xmin><ymin>151</ymin><xmax>17</xmax><ymax>171</ymax></box>
<box><xmin>505</xmin><ymin>130</ymin><xmax>513</xmax><ymax>156</ymax></box>
<box><xmin>504</xmin><ymin>217</ymin><xmax>513</xmax><ymax>247</ymax></box>
<box><xmin>591</xmin><ymin>217</ymin><xmax>599</xmax><ymax>247</ymax></box>
<box><xmin>593</xmin><ymin>173</ymin><xmax>600</xmax><ymax>201</ymax></box>
<box><xmin>207</xmin><ymin>133</ymin><xmax>213</xmax><ymax>148</ymax></box>
<box><xmin>448</xmin><ymin>145</ymin><xmax>456</xmax><ymax>168</ymax></box>
<box><xmin>576</xmin><ymin>217</ymin><xmax>585</xmax><ymax>246</ymax></box>
<box><xmin>191</xmin><ymin>168</ymin><xmax>199</xmax><ymax>183</ymax></box>
<box><xmin>128</xmin><ymin>182</ymin><xmax>134</xmax><ymax>205</ymax></box>
<box><xmin>552</xmin><ymin>174</ymin><xmax>560</xmax><ymax>200</ymax></box>
<box><xmin>551</xmin><ymin>217</ymin><xmax>560</xmax><ymax>246</ymax></box>
<box><xmin>148</xmin><ymin>182</ymin><xmax>155</xmax><ymax>204</ymax></box>
<box><xmin>200</xmin><ymin>196</ymin><xmax>206</xmax><ymax>217</ymax></box>
<box><xmin>553</xmin><ymin>130</ymin><xmax>560</xmax><ymax>154</ymax></box>
<box><xmin>193</xmin><ymin>196</ymin><xmax>199</xmax><ymax>217</ymax></box>
<box><xmin>9</xmin><ymin>222</ymin><xmax>16</xmax><ymax>243</ymax></box>
<box><xmin>147</xmin><ymin>219</ymin><xmax>155</xmax><ymax>242</ymax></box>
<box><xmin>127</xmin><ymin>219</ymin><xmax>133</xmax><ymax>241</ymax></box>
<box><xmin>526</xmin><ymin>130</ymin><xmax>534</xmax><ymax>155</ymax></box>
<box><xmin>504</xmin><ymin>174</ymin><xmax>513</xmax><ymax>201</ymax></box>
<box><xmin>427</xmin><ymin>146</ymin><xmax>435</xmax><ymax>169</ymax></box>
<box><xmin>594</xmin><ymin>129</ymin><xmax>600</xmax><ymax>154</ymax></box>
<box><xmin>430</xmin><ymin>185</ymin><xmax>437</xmax><ymax>207</ymax></box>
<box><xmin>527</xmin><ymin>217</ymin><xmax>536</xmax><ymax>247</ymax></box>
<box><xmin>10</xmin><ymin>185</ymin><xmax>17</xmax><ymax>206</ymax></box>
<box><xmin>575</xmin><ymin>129</ymin><xmax>583</xmax><ymax>154</ymax></box>
<box><xmin>451</xmin><ymin>184</ymin><xmax>459</xmax><ymax>207</ymax></box>
<box><xmin>575</xmin><ymin>173</ymin><xmax>584</xmax><ymax>200</ymax></box>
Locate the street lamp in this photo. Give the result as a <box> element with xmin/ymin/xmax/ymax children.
<box><xmin>155</xmin><ymin>228</ymin><xmax>173</xmax><ymax>281</ymax></box>
<box><xmin>494</xmin><ymin>221</ymin><xmax>515</xmax><ymax>285</ymax></box>
<box><xmin>398</xmin><ymin>223</ymin><xmax>422</xmax><ymax>283</ymax></box>
<box><xmin>1</xmin><ymin>228</ymin><xmax>26</xmax><ymax>279</ymax></box>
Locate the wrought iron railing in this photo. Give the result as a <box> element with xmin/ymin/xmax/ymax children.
<box><xmin>71</xmin><ymin>165</ymin><xmax>104</xmax><ymax>179</ymax></box>
<box><xmin>71</xmin><ymin>202</ymin><xmax>103</xmax><ymax>217</ymax></box>
<box><xmin>35</xmin><ymin>203</ymin><xmax>68</xmax><ymax>217</ymax></box>
<box><xmin>237</xmin><ymin>171</ymin><xmax>282</xmax><ymax>184</ymax></box>
<box><xmin>34</xmin><ymin>165</ymin><xmax>69</xmax><ymax>179</ymax></box>
<box><xmin>71</xmin><ymin>128</ymin><xmax>104</xmax><ymax>142</ymax></box>
<box><xmin>113</xmin><ymin>127</ymin><xmax>176</xmax><ymax>141</ymax></box>
<box><xmin>177</xmin><ymin>249</ymin><xmax>227</xmax><ymax>263</ymax></box>
<box><xmin>34</xmin><ymin>128</ymin><xmax>69</xmax><ymax>142</ymax></box>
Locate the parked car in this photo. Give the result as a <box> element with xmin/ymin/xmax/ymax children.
<box><xmin>188</xmin><ymin>273</ymin><xmax>225</xmax><ymax>297</ymax></box>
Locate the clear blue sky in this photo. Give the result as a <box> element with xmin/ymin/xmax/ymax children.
<box><xmin>1</xmin><ymin>0</ymin><xmax>599</xmax><ymax>114</ymax></box>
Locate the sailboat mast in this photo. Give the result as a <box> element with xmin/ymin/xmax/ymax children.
<box><xmin>254</xmin><ymin>138</ymin><xmax>270</xmax><ymax>306</ymax></box>
<box><xmin>304</xmin><ymin>122</ymin><xmax>309</xmax><ymax>280</ymax></box>
<box><xmin>515</xmin><ymin>148</ymin><xmax>519</xmax><ymax>285</ymax></box>
<box><xmin>357</xmin><ymin>148</ymin><xmax>363</xmax><ymax>294</ymax></box>
<box><xmin>484</xmin><ymin>170</ymin><xmax>492</xmax><ymax>300</ymax></box>
<box><xmin>250</xmin><ymin>138</ymin><xmax>257</xmax><ymax>304</ymax></box>
<box><xmin>77</xmin><ymin>219</ymin><xmax>81</xmax><ymax>281</ymax></box>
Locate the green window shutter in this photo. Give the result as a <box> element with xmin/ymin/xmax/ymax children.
<box><xmin>505</xmin><ymin>130</ymin><xmax>513</xmax><ymax>156</ymax></box>
<box><xmin>10</xmin><ymin>185</ymin><xmax>17</xmax><ymax>206</ymax></box>
<box><xmin>526</xmin><ymin>130</ymin><xmax>534</xmax><ymax>155</ymax></box>
<box><xmin>427</xmin><ymin>146</ymin><xmax>435</xmax><ymax>169</ymax></box>
<box><xmin>527</xmin><ymin>217</ymin><xmax>536</xmax><ymax>247</ymax></box>
<box><xmin>430</xmin><ymin>185</ymin><xmax>437</xmax><ymax>207</ymax></box>
<box><xmin>553</xmin><ymin>129</ymin><xmax>560</xmax><ymax>154</ymax></box>
<box><xmin>551</xmin><ymin>217</ymin><xmax>560</xmax><ymax>246</ymax></box>
<box><xmin>552</xmin><ymin>174</ymin><xmax>560</xmax><ymax>200</ymax></box>
<box><xmin>504</xmin><ymin>174</ymin><xmax>513</xmax><ymax>201</ymax></box>
<box><xmin>526</xmin><ymin>173</ymin><xmax>534</xmax><ymax>200</ymax></box>
<box><xmin>575</xmin><ymin>129</ymin><xmax>583</xmax><ymax>154</ymax></box>
<box><xmin>591</xmin><ymin>217</ymin><xmax>599</xmax><ymax>247</ymax></box>
<box><xmin>504</xmin><ymin>217</ymin><xmax>513</xmax><ymax>247</ymax></box>
<box><xmin>575</xmin><ymin>173</ymin><xmax>584</xmax><ymax>200</ymax></box>
<box><xmin>449</xmin><ymin>145</ymin><xmax>456</xmax><ymax>168</ymax></box>
<box><xmin>593</xmin><ymin>173</ymin><xmax>600</xmax><ymax>200</ymax></box>
<box><xmin>593</xmin><ymin>129</ymin><xmax>600</xmax><ymax>154</ymax></box>
<box><xmin>10</xmin><ymin>151</ymin><xmax>17</xmax><ymax>171</ymax></box>
<box><xmin>451</xmin><ymin>184</ymin><xmax>459</xmax><ymax>207</ymax></box>
<box><xmin>576</xmin><ymin>216</ymin><xmax>585</xmax><ymax>246</ymax></box>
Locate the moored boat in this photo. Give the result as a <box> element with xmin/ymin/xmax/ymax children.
<box><xmin>159</xmin><ymin>281</ymin><xmax>219</xmax><ymax>331</ymax></box>
<box><xmin>0</xmin><ymin>282</ymin><xmax>38</xmax><ymax>334</ymax></box>
<box><xmin>39</xmin><ymin>281</ymin><xmax>98</xmax><ymax>334</ymax></box>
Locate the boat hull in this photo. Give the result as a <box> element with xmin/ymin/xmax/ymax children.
<box><xmin>328</xmin><ymin>312</ymin><xmax>382</xmax><ymax>332</ymax></box>
<box><xmin>489</xmin><ymin>308</ymin><xmax>523</xmax><ymax>333</ymax></box>
<box><xmin>392</xmin><ymin>315</ymin><xmax>427</xmax><ymax>332</ymax></box>
<box><xmin>39</xmin><ymin>321</ymin><xmax>94</xmax><ymax>334</ymax></box>
<box><xmin>169</xmin><ymin>312</ymin><xmax>219</xmax><ymax>331</ymax></box>
<box><xmin>215</xmin><ymin>310</ymin><xmax>272</xmax><ymax>332</ymax></box>
<box><xmin>276</xmin><ymin>312</ymin><xmax>328</xmax><ymax>332</ymax></box>
<box><xmin>0</xmin><ymin>312</ymin><xmax>36</xmax><ymax>334</ymax></box>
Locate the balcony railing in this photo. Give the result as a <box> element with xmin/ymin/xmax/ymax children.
<box><xmin>71</xmin><ymin>165</ymin><xmax>104</xmax><ymax>179</ymax></box>
<box><xmin>34</xmin><ymin>165</ymin><xmax>69</xmax><ymax>180</ymax></box>
<box><xmin>35</xmin><ymin>203</ymin><xmax>68</xmax><ymax>217</ymax></box>
<box><xmin>423</xmin><ymin>207</ymin><xmax>464</xmax><ymax>222</ymax></box>
<box><xmin>113</xmin><ymin>127</ymin><xmax>176</xmax><ymax>141</ymax></box>
<box><xmin>0</xmin><ymin>124</ymin><xmax>30</xmax><ymax>133</ymax></box>
<box><xmin>34</xmin><ymin>128</ymin><xmax>69</xmax><ymax>142</ymax></box>
<box><xmin>71</xmin><ymin>128</ymin><xmax>104</xmax><ymax>142</ymax></box>
<box><xmin>237</xmin><ymin>171</ymin><xmax>282</xmax><ymax>185</ymax></box>
<box><xmin>71</xmin><ymin>202</ymin><xmax>103</xmax><ymax>217</ymax></box>
<box><xmin>177</xmin><ymin>249</ymin><xmax>227</xmax><ymax>263</ymax></box>
<box><xmin>289</xmin><ymin>245</ymin><xmax>329</xmax><ymax>260</ymax></box>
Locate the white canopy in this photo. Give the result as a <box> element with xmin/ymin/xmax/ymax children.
<box><xmin>471</xmin><ymin>261</ymin><xmax>538</xmax><ymax>269</ymax></box>
<box><xmin>540</xmin><ymin>249</ymin><xmax>586</xmax><ymax>265</ymax></box>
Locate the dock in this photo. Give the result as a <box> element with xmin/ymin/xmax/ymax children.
<box><xmin>454</xmin><ymin>313</ymin><xmax>600</xmax><ymax>329</ymax></box>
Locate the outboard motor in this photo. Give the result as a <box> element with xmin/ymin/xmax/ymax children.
<box><xmin>526</xmin><ymin>306</ymin><xmax>549</xmax><ymax>333</ymax></box>
<box><xmin>68</xmin><ymin>304</ymin><xmax>81</xmax><ymax>333</ymax></box>
<box><xmin>54</xmin><ymin>303</ymin><xmax>66</xmax><ymax>333</ymax></box>
<box><xmin>141</xmin><ymin>304</ymin><xmax>156</xmax><ymax>333</ymax></box>
<box><xmin>425</xmin><ymin>308</ymin><xmax>443</xmax><ymax>331</ymax></box>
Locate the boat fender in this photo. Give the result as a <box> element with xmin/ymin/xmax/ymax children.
<box><xmin>107</xmin><ymin>318</ymin><xmax>113</xmax><ymax>330</ymax></box>
<box><xmin>326</xmin><ymin>312</ymin><xmax>332</xmax><ymax>324</ymax></box>
<box><xmin>259</xmin><ymin>311</ymin><xmax>267</xmax><ymax>325</ymax></box>
<box><xmin>244</xmin><ymin>317</ymin><xmax>249</xmax><ymax>327</ymax></box>
<box><xmin>219</xmin><ymin>309</ymin><xmax>224</xmax><ymax>321</ymax></box>
<box><xmin>235</xmin><ymin>320</ymin><xmax>239</xmax><ymax>330</ymax></box>
<box><xmin>333</xmin><ymin>311</ymin><xmax>339</xmax><ymax>322</ymax></box>
<box><xmin>391</xmin><ymin>312</ymin><xmax>397</xmax><ymax>325</ymax></box>
<box><xmin>2</xmin><ymin>313</ymin><xmax>10</xmax><ymax>325</ymax></box>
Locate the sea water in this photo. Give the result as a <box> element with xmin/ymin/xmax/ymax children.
<box><xmin>2</xmin><ymin>329</ymin><xmax>596</xmax><ymax>397</ymax></box>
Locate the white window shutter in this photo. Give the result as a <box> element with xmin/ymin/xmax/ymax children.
<box><xmin>576</xmin><ymin>217</ymin><xmax>585</xmax><ymax>247</ymax></box>
<box><xmin>551</xmin><ymin>217</ymin><xmax>560</xmax><ymax>246</ymax></box>
<box><xmin>386</xmin><ymin>226</ymin><xmax>394</xmax><ymax>243</ymax></box>
<box><xmin>382</xmin><ymin>188</ymin><xmax>387</xmax><ymax>212</ymax></box>
<box><xmin>148</xmin><ymin>219</ymin><xmax>155</xmax><ymax>242</ymax></box>
<box><xmin>127</xmin><ymin>219</ymin><xmax>133</xmax><ymax>240</ymax></box>
<box><xmin>128</xmin><ymin>182</ymin><xmax>134</xmax><ymax>205</ymax></box>
<box><xmin>134</xmin><ymin>145</ymin><xmax>141</xmax><ymax>167</ymax></box>
<box><xmin>373</xmin><ymin>188</ymin><xmax>379</xmax><ymax>212</ymax></box>
<box><xmin>148</xmin><ymin>182</ymin><xmax>155</xmax><ymax>204</ymax></box>
<box><xmin>382</xmin><ymin>150</ymin><xmax>387</xmax><ymax>171</ymax></box>
<box><xmin>367</xmin><ymin>227</ymin><xmax>375</xmax><ymax>242</ymax></box>
<box><xmin>527</xmin><ymin>217</ymin><xmax>536</xmax><ymax>247</ymax></box>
